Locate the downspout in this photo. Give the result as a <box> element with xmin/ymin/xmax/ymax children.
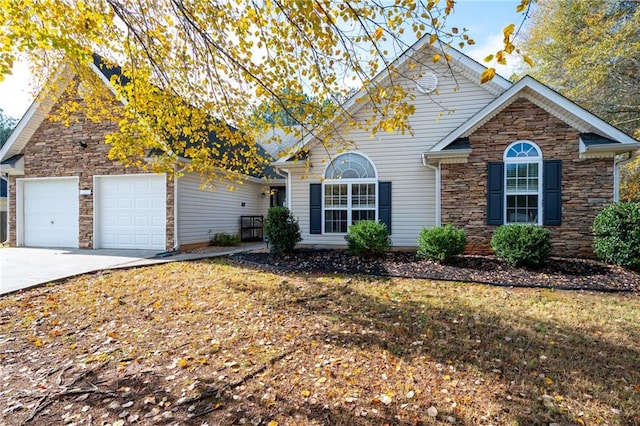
<box><xmin>614</xmin><ymin>151</ymin><xmax>638</xmax><ymax>202</ymax></box>
<box><xmin>285</xmin><ymin>170</ymin><xmax>291</xmax><ymax>210</ymax></box>
<box><xmin>422</xmin><ymin>159</ymin><xmax>441</xmax><ymax>227</ymax></box>
<box><xmin>173</xmin><ymin>171</ymin><xmax>180</xmax><ymax>251</ymax></box>
<box><xmin>2</xmin><ymin>173</ymin><xmax>8</xmax><ymax>245</ymax></box>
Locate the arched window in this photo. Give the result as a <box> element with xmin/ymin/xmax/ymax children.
<box><xmin>323</xmin><ymin>153</ymin><xmax>377</xmax><ymax>233</ymax></box>
<box><xmin>504</xmin><ymin>141</ymin><xmax>542</xmax><ymax>224</ymax></box>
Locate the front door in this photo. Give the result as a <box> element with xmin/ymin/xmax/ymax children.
<box><xmin>270</xmin><ymin>186</ymin><xmax>286</xmax><ymax>207</ymax></box>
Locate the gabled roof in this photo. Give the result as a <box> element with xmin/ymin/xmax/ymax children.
<box><xmin>0</xmin><ymin>55</ymin><xmax>280</xmax><ymax>180</ymax></box>
<box><xmin>0</xmin><ymin>55</ymin><xmax>120</xmax><ymax>164</ymax></box>
<box><xmin>149</xmin><ymin>123</ymin><xmax>280</xmax><ymax>179</ymax></box>
<box><xmin>429</xmin><ymin>75</ymin><xmax>640</xmax><ymax>153</ymax></box>
<box><xmin>275</xmin><ymin>35</ymin><xmax>512</xmax><ymax>165</ymax></box>
<box><xmin>0</xmin><ymin>67</ymin><xmax>74</xmax><ymax>163</ymax></box>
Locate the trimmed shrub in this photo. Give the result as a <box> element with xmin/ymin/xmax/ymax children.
<box><xmin>417</xmin><ymin>224</ymin><xmax>466</xmax><ymax>263</ymax></box>
<box><xmin>490</xmin><ymin>224</ymin><xmax>551</xmax><ymax>268</ymax></box>
<box><xmin>264</xmin><ymin>206</ymin><xmax>302</xmax><ymax>254</ymax></box>
<box><xmin>344</xmin><ymin>220</ymin><xmax>391</xmax><ymax>258</ymax></box>
<box><xmin>592</xmin><ymin>202</ymin><xmax>640</xmax><ymax>269</ymax></box>
<box><xmin>210</xmin><ymin>232</ymin><xmax>241</xmax><ymax>247</ymax></box>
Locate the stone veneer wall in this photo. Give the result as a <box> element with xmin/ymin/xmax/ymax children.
<box><xmin>8</xmin><ymin>83</ymin><xmax>175</xmax><ymax>250</ymax></box>
<box><xmin>440</xmin><ymin>97</ymin><xmax>613</xmax><ymax>258</ymax></box>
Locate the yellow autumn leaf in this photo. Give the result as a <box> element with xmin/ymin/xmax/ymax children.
<box><xmin>480</xmin><ymin>68</ymin><xmax>496</xmax><ymax>84</ymax></box>
<box><xmin>34</xmin><ymin>338</ymin><xmax>43</xmax><ymax>347</ymax></box>
<box><xmin>301</xmin><ymin>389</ymin><xmax>311</xmax><ymax>397</ymax></box>
<box><xmin>268</xmin><ymin>421</ymin><xmax>278</xmax><ymax>426</ymax></box>
<box><xmin>544</xmin><ymin>377</ymin><xmax>554</xmax><ymax>386</ymax></box>
<box><xmin>374</xmin><ymin>27</ymin><xmax>384</xmax><ymax>40</ymax></box>
<box><xmin>178</xmin><ymin>358</ymin><xmax>188</xmax><ymax>368</ymax></box>
<box><xmin>484</xmin><ymin>54</ymin><xmax>494</xmax><ymax>63</ymax></box>
<box><xmin>432</xmin><ymin>54</ymin><xmax>441</xmax><ymax>63</ymax></box>
<box><xmin>516</xmin><ymin>0</ymin><xmax>529</xmax><ymax>13</ymax></box>
<box><xmin>429</xmin><ymin>34</ymin><xmax>438</xmax><ymax>44</ymax></box>
<box><xmin>523</xmin><ymin>55</ymin><xmax>534</xmax><ymax>67</ymax></box>
<box><xmin>503</xmin><ymin>23</ymin><xmax>515</xmax><ymax>38</ymax></box>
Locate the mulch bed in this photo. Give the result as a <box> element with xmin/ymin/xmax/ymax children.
<box><xmin>233</xmin><ymin>249</ymin><xmax>640</xmax><ymax>292</ymax></box>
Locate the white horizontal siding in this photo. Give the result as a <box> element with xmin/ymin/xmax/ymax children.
<box><xmin>285</xmin><ymin>62</ymin><xmax>498</xmax><ymax>248</ymax></box>
<box><xmin>177</xmin><ymin>173</ymin><xmax>267</xmax><ymax>245</ymax></box>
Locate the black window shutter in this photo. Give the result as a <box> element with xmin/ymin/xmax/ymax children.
<box><xmin>310</xmin><ymin>184</ymin><xmax>322</xmax><ymax>234</ymax></box>
<box><xmin>543</xmin><ymin>160</ymin><xmax>562</xmax><ymax>226</ymax></box>
<box><xmin>487</xmin><ymin>162</ymin><xmax>504</xmax><ymax>225</ymax></box>
<box><xmin>378</xmin><ymin>181</ymin><xmax>392</xmax><ymax>234</ymax></box>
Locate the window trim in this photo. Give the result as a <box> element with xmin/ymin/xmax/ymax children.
<box><xmin>322</xmin><ymin>152</ymin><xmax>378</xmax><ymax>234</ymax></box>
<box><xmin>503</xmin><ymin>140</ymin><xmax>543</xmax><ymax>225</ymax></box>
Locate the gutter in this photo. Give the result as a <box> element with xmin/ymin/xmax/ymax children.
<box><xmin>421</xmin><ymin>149</ymin><xmax>471</xmax><ymax>166</ymax></box>
<box><xmin>579</xmin><ymin>141</ymin><xmax>640</xmax><ymax>159</ymax></box>
<box><xmin>421</xmin><ymin>157</ymin><xmax>441</xmax><ymax>227</ymax></box>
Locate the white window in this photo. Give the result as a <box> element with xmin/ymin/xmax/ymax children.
<box><xmin>504</xmin><ymin>141</ymin><xmax>542</xmax><ymax>224</ymax></box>
<box><xmin>323</xmin><ymin>153</ymin><xmax>377</xmax><ymax>233</ymax></box>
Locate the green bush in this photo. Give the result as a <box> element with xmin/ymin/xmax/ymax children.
<box><xmin>592</xmin><ymin>202</ymin><xmax>640</xmax><ymax>269</ymax></box>
<box><xmin>264</xmin><ymin>206</ymin><xmax>302</xmax><ymax>254</ymax></box>
<box><xmin>210</xmin><ymin>232</ymin><xmax>241</xmax><ymax>247</ymax></box>
<box><xmin>417</xmin><ymin>224</ymin><xmax>466</xmax><ymax>263</ymax></box>
<box><xmin>490</xmin><ymin>224</ymin><xmax>551</xmax><ymax>268</ymax></box>
<box><xmin>344</xmin><ymin>220</ymin><xmax>391</xmax><ymax>258</ymax></box>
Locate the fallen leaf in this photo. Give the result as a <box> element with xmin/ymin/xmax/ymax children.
<box><xmin>301</xmin><ymin>390</ymin><xmax>310</xmax><ymax>397</ymax></box>
<box><xmin>379</xmin><ymin>394</ymin><xmax>392</xmax><ymax>405</ymax></box>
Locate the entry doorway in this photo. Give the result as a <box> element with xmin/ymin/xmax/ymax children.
<box><xmin>270</xmin><ymin>186</ymin><xmax>286</xmax><ymax>207</ymax></box>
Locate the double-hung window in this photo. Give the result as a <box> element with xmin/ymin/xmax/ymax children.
<box><xmin>504</xmin><ymin>141</ymin><xmax>542</xmax><ymax>224</ymax></box>
<box><xmin>323</xmin><ymin>153</ymin><xmax>377</xmax><ymax>233</ymax></box>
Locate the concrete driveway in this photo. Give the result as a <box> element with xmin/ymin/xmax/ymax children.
<box><xmin>0</xmin><ymin>248</ymin><xmax>158</xmax><ymax>295</ymax></box>
<box><xmin>0</xmin><ymin>243</ymin><xmax>266</xmax><ymax>295</ymax></box>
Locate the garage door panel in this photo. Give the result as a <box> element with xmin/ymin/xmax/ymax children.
<box><xmin>22</xmin><ymin>178</ymin><xmax>79</xmax><ymax>248</ymax></box>
<box><xmin>118</xmin><ymin>217</ymin><xmax>133</xmax><ymax>226</ymax></box>
<box><xmin>96</xmin><ymin>175</ymin><xmax>166</xmax><ymax>250</ymax></box>
<box><xmin>135</xmin><ymin>217</ymin><xmax>151</xmax><ymax>227</ymax></box>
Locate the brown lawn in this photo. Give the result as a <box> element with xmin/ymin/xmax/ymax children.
<box><xmin>0</xmin><ymin>258</ymin><xmax>638</xmax><ymax>425</ymax></box>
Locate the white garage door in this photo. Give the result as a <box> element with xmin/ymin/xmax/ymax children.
<box><xmin>22</xmin><ymin>178</ymin><xmax>79</xmax><ymax>248</ymax></box>
<box><xmin>95</xmin><ymin>174</ymin><xmax>166</xmax><ymax>250</ymax></box>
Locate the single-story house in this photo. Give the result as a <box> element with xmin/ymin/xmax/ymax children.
<box><xmin>0</xmin><ymin>56</ymin><xmax>284</xmax><ymax>251</ymax></box>
<box><xmin>274</xmin><ymin>36</ymin><xmax>640</xmax><ymax>258</ymax></box>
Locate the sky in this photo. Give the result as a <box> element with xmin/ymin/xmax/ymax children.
<box><xmin>0</xmin><ymin>0</ymin><xmax>528</xmax><ymax>121</ymax></box>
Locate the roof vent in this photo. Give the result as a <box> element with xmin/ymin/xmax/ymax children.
<box><xmin>416</xmin><ymin>72</ymin><xmax>438</xmax><ymax>94</ymax></box>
